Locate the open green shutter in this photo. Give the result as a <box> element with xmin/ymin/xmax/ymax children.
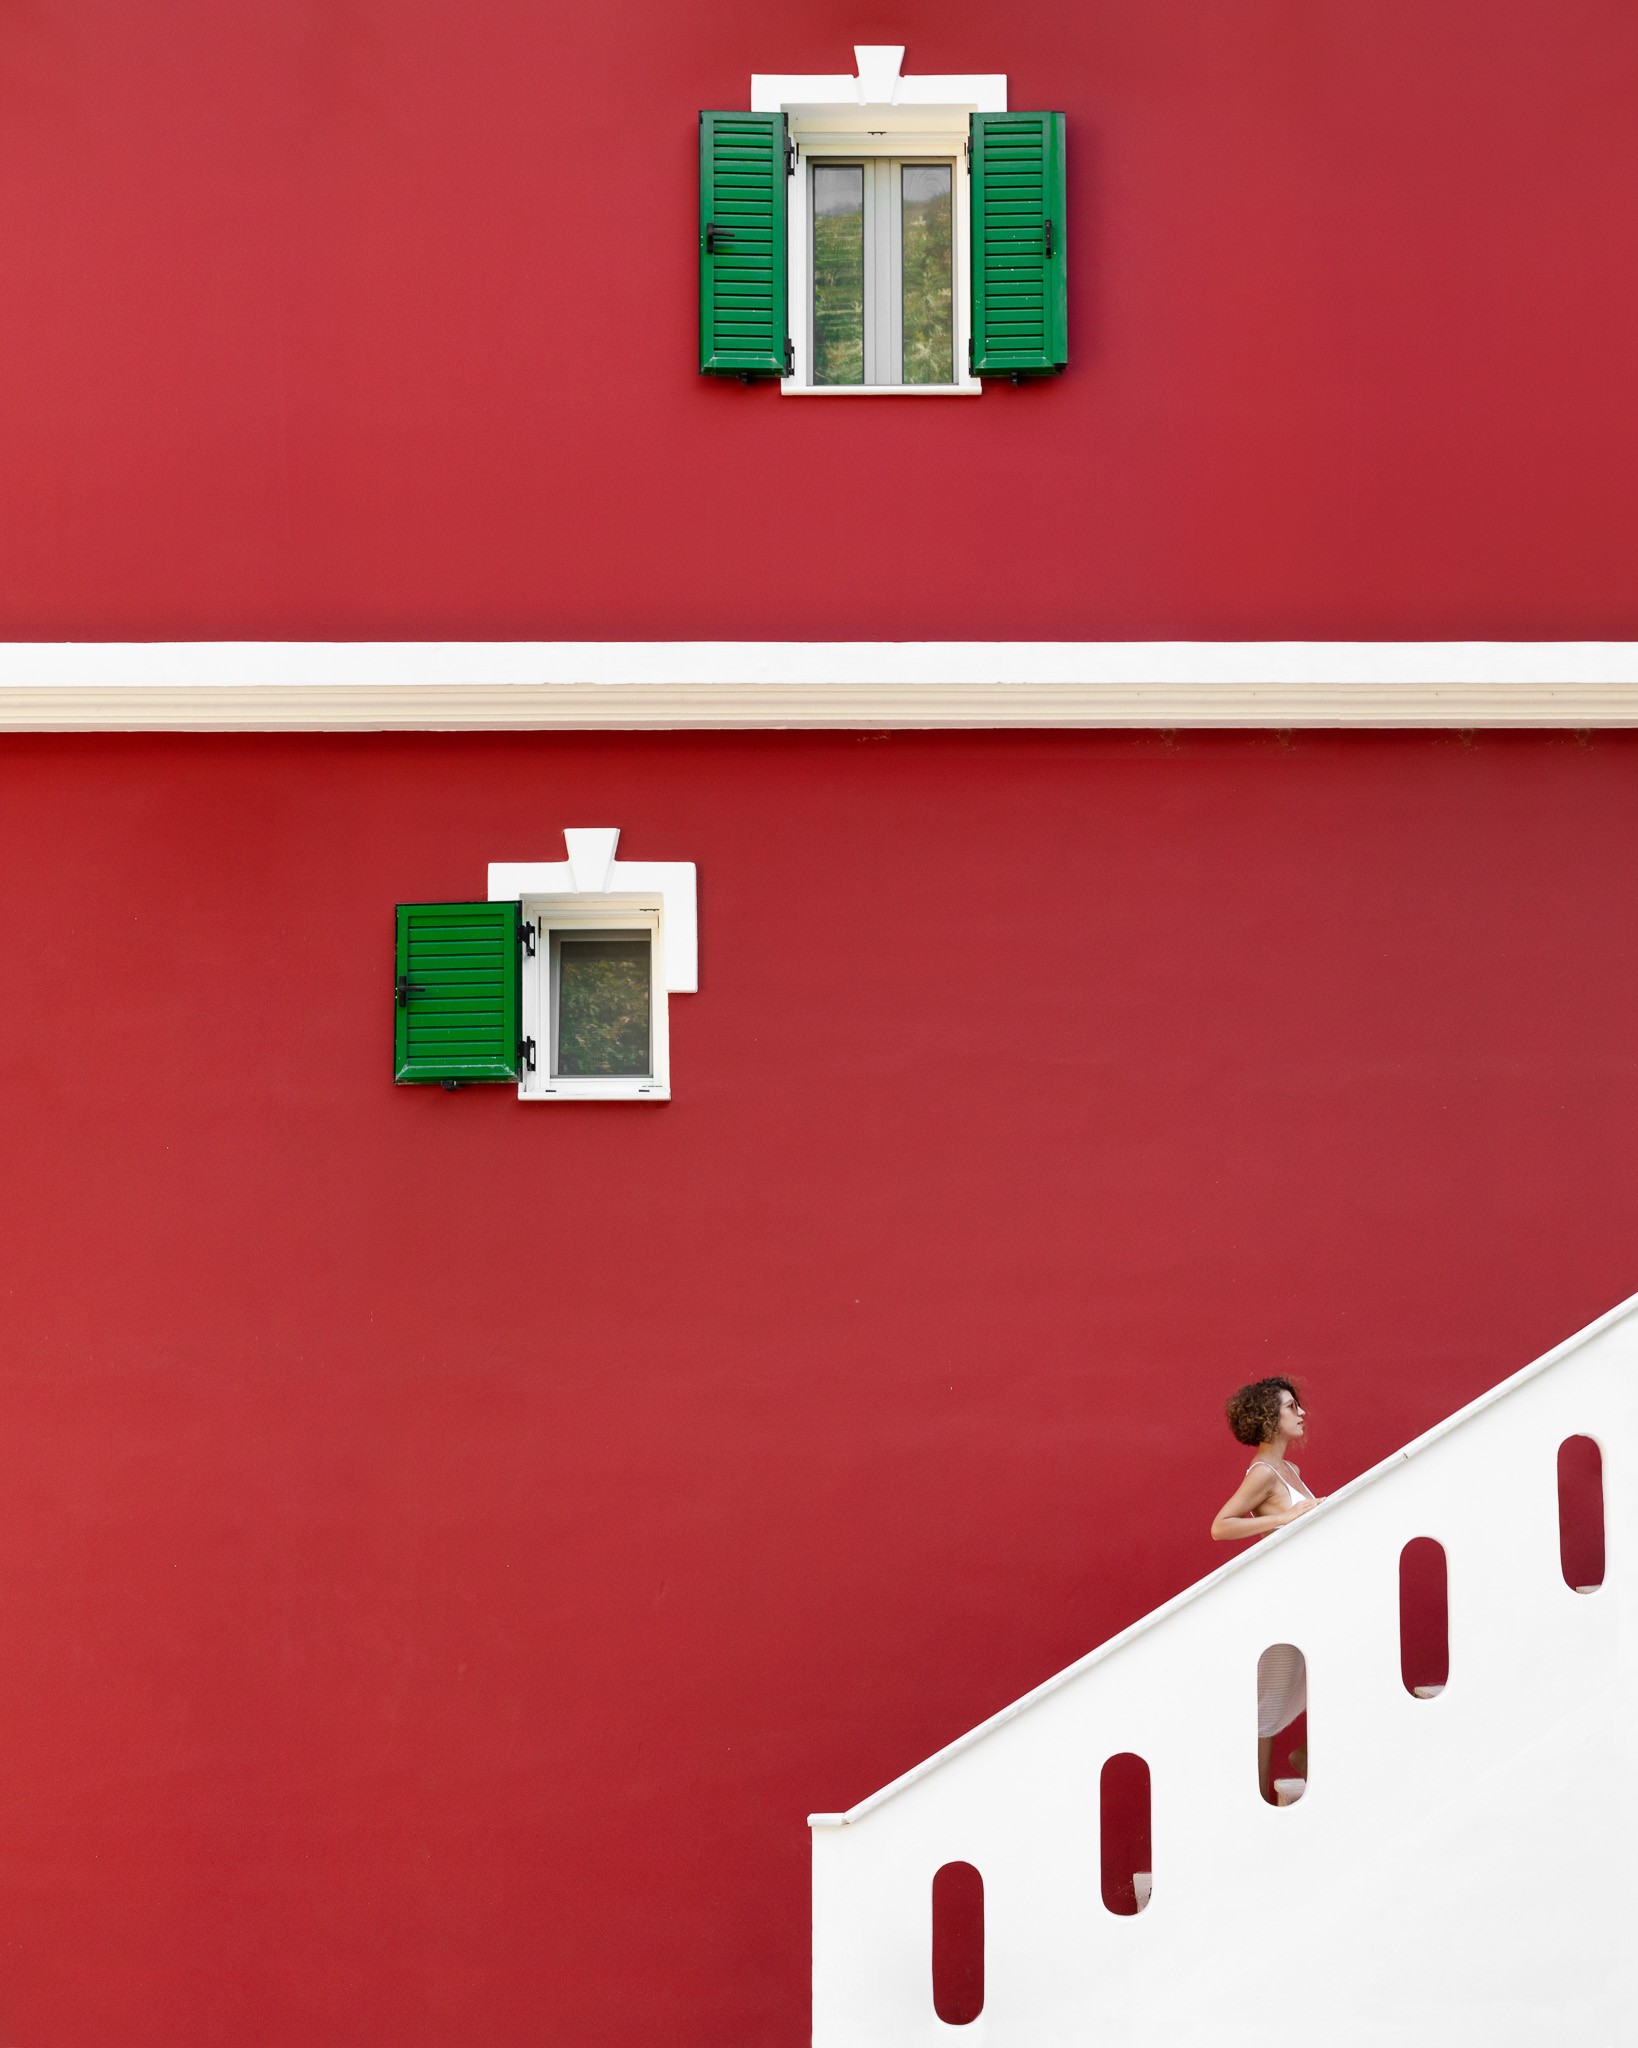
<box><xmin>699</xmin><ymin>111</ymin><xmax>789</xmax><ymax>377</ymax></box>
<box><xmin>969</xmin><ymin>112</ymin><xmax>1068</xmax><ymax>377</ymax></box>
<box><xmin>394</xmin><ymin>901</ymin><xmax>525</xmax><ymax>1085</ymax></box>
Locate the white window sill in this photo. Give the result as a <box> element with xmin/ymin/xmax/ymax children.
<box><xmin>779</xmin><ymin>381</ymin><xmax>981</xmax><ymax>397</ymax></box>
<box><xmin>521</xmin><ymin>1082</ymin><xmax>670</xmax><ymax>1102</ymax></box>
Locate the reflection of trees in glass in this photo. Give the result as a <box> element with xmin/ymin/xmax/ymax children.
<box><xmin>813</xmin><ymin>165</ymin><xmax>864</xmax><ymax>385</ymax></box>
<box><xmin>902</xmin><ymin>166</ymin><xmax>953</xmax><ymax>384</ymax></box>
<box><xmin>558</xmin><ymin>942</ymin><xmax>650</xmax><ymax>1076</ymax></box>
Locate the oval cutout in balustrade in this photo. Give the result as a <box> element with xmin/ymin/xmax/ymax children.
<box><xmin>1399</xmin><ymin>1537</ymin><xmax>1449</xmax><ymax>1698</ymax></box>
<box><xmin>1558</xmin><ymin>1435</ymin><xmax>1605</xmax><ymax>1592</ymax></box>
<box><xmin>1099</xmin><ymin>1752</ymin><xmax>1153</xmax><ymax>1915</ymax></box>
<box><xmin>931</xmin><ymin>1861</ymin><xmax>984</xmax><ymax>2025</ymax></box>
<box><xmin>1256</xmin><ymin>1644</ymin><xmax>1308</xmax><ymax>1806</ymax></box>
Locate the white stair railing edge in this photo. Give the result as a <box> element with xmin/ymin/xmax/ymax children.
<box><xmin>809</xmin><ymin>1282</ymin><xmax>1638</xmax><ymax>1830</ymax></box>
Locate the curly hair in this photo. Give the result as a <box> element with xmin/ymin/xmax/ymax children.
<box><xmin>1225</xmin><ymin>1376</ymin><xmax>1300</xmax><ymax>1448</ymax></box>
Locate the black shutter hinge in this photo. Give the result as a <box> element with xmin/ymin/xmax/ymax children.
<box><xmin>786</xmin><ymin>337</ymin><xmax>794</xmax><ymax>375</ymax></box>
<box><xmin>396</xmin><ymin>975</ymin><xmax>427</xmax><ymax>1008</ymax></box>
<box><xmin>519</xmin><ymin>917</ymin><xmax>537</xmax><ymax>958</ymax></box>
<box><xmin>1045</xmin><ymin>216</ymin><xmax>1054</xmax><ymax>257</ymax></box>
<box><xmin>786</xmin><ymin>135</ymin><xmax>796</xmax><ymax>176</ymax></box>
<box><xmin>520</xmin><ymin>1036</ymin><xmax>537</xmax><ymax>1073</ymax></box>
<box><xmin>964</xmin><ymin>135</ymin><xmax>972</xmax><ymax>163</ymax></box>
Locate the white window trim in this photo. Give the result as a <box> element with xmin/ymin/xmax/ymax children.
<box><xmin>522</xmin><ymin>901</ymin><xmax>668</xmax><ymax>1102</ymax></box>
<box><xmin>751</xmin><ymin>47</ymin><xmax>1005</xmax><ymax>397</ymax></box>
<box><xmin>488</xmin><ymin>828</ymin><xmax>697</xmax><ymax>1103</ymax></box>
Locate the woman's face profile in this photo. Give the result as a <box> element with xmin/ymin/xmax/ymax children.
<box><xmin>1276</xmin><ymin>1389</ymin><xmax>1306</xmax><ymax>1444</ymax></box>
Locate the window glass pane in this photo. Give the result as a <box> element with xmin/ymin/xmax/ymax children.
<box><xmin>901</xmin><ymin>164</ymin><xmax>952</xmax><ymax>384</ymax></box>
<box><xmin>557</xmin><ymin>939</ymin><xmax>651</xmax><ymax>1077</ymax></box>
<box><xmin>813</xmin><ymin>165</ymin><xmax>864</xmax><ymax>385</ymax></box>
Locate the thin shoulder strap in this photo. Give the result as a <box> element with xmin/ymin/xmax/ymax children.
<box><xmin>1250</xmin><ymin>1458</ymin><xmax>1298</xmax><ymax>1497</ymax></box>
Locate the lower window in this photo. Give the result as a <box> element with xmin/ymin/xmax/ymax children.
<box><xmin>525</xmin><ymin>905</ymin><xmax>668</xmax><ymax>1100</ymax></box>
<box><xmin>811</xmin><ymin>158</ymin><xmax>955</xmax><ymax>387</ymax></box>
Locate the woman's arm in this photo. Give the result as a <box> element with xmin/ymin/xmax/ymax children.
<box><xmin>1210</xmin><ymin>1465</ymin><xmax>1312</xmax><ymax>1542</ymax></box>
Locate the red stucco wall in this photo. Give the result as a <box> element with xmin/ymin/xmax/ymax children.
<box><xmin>3</xmin><ymin>0</ymin><xmax>1637</xmax><ymax>2037</ymax></box>
<box><xmin>2</xmin><ymin>729</ymin><xmax>1636</xmax><ymax>2043</ymax></box>
<box><xmin>0</xmin><ymin>0</ymin><xmax>1636</xmax><ymax>638</ymax></box>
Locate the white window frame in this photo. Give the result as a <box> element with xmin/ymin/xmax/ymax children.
<box><xmin>807</xmin><ymin>155</ymin><xmax>963</xmax><ymax>389</ymax></box>
<box><xmin>751</xmin><ymin>46</ymin><xmax>1005</xmax><ymax>397</ymax></box>
<box><xmin>523</xmin><ymin>899</ymin><xmax>668</xmax><ymax>1101</ymax></box>
<box><xmin>488</xmin><ymin>827</ymin><xmax>697</xmax><ymax>1104</ymax></box>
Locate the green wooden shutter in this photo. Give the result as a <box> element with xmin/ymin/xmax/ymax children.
<box><xmin>699</xmin><ymin>111</ymin><xmax>789</xmax><ymax>377</ymax></box>
<box><xmin>394</xmin><ymin>901</ymin><xmax>526</xmax><ymax>1085</ymax></box>
<box><xmin>969</xmin><ymin>113</ymin><xmax>1068</xmax><ymax>377</ymax></box>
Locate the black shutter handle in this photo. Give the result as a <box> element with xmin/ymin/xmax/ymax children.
<box><xmin>396</xmin><ymin>975</ymin><xmax>428</xmax><ymax>1008</ymax></box>
<box><xmin>1045</xmin><ymin>216</ymin><xmax>1054</xmax><ymax>257</ymax></box>
<box><xmin>705</xmin><ymin>222</ymin><xmax>734</xmax><ymax>253</ymax></box>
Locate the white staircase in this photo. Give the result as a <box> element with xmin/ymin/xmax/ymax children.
<box><xmin>809</xmin><ymin>1295</ymin><xmax>1637</xmax><ymax>2046</ymax></box>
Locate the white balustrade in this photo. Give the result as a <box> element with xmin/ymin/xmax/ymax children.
<box><xmin>810</xmin><ymin>1293</ymin><xmax>1638</xmax><ymax>2046</ymax></box>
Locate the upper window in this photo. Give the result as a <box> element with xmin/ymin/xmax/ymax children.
<box><xmin>698</xmin><ymin>48</ymin><xmax>1066</xmax><ymax>395</ymax></box>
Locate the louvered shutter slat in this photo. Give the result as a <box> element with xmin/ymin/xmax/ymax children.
<box><xmin>699</xmin><ymin>111</ymin><xmax>789</xmax><ymax>377</ymax></box>
<box><xmin>394</xmin><ymin>901</ymin><xmax>523</xmax><ymax>1084</ymax></box>
<box><xmin>969</xmin><ymin>112</ymin><xmax>1068</xmax><ymax>377</ymax></box>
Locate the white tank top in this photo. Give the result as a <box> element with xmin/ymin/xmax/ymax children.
<box><xmin>1251</xmin><ymin>1459</ymin><xmax>1317</xmax><ymax>1509</ymax></box>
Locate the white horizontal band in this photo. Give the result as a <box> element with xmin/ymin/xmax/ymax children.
<box><xmin>2</xmin><ymin>642</ymin><xmax>1638</xmax><ymax>729</ymax></box>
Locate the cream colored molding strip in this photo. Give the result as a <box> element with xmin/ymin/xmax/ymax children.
<box><xmin>3</xmin><ymin>642</ymin><xmax>1638</xmax><ymax>730</ymax></box>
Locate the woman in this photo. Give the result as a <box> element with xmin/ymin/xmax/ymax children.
<box><xmin>1210</xmin><ymin>1377</ymin><xmax>1320</xmax><ymax>1802</ymax></box>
